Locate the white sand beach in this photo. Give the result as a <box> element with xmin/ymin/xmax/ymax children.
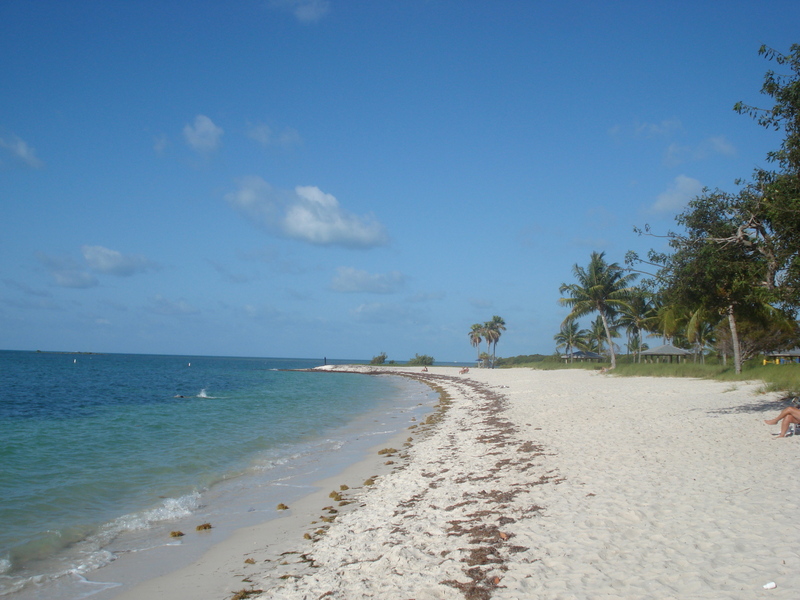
<box><xmin>110</xmin><ymin>367</ymin><xmax>800</xmax><ymax>600</ymax></box>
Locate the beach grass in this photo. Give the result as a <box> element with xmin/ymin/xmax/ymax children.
<box><xmin>506</xmin><ymin>359</ymin><xmax>800</xmax><ymax>396</ymax></box>
<box><xmin>498</xmin><ymin>356</ymin><xmax>800</xmax><ymax>396</ymax></box>
<box><xmin>611</xmin><ymin>361</ymin><xmax>800</xmax><ymax>396</ymax></box>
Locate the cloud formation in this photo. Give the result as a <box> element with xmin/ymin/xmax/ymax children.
<box><xmin>36</xmin><ymin>253</ymin><xmax>98</xmax><ymax>288</ymax></box>
<box><xmin>663</xmin><ymin>135</ymin><xmax>736</xmax><ymax>167</ymax></box>
<box><xmin>330</xmin><ymin>267</ymin><xmax>405</xmax><ymax>294</ymax></box>
<box><xmin>183</xmin><ymin>115</ymin><xmax>223</xmax><ymax>152</ymax></box>
<box><xmin>37</xmin><ymin>246</ymin><xmax>156</xmax><ymax>288</ymax></box>
<box><xmin>634</xmin><ymin>118</ymin><xmax>683</xmax><ymax>138</ymax></box>
<box><xmin>247</xmin><ymin>123</ymin><xmax>302</xmax><ymax>148</ymax></box>
<box><xmin>0</xmin><ymin>133</ymin><xmax>43</xmax><ymax>168</ymax></box>
<box><xmin>652</xmin><ymin>175</ymin><xmax>703</xmax><ymax>213</ymax></box>
<box><xmin>81</xmin><ymin>245</ymin><xmax>157</xmax><ymax>276</ymax></box>
<box><xmin>225</xmin><ymin>176</ymin><xmax>389</xmax><ymax>248</ymax></box>
<box><xmin>270</xmin><ymin>0</ymin><xmax>330</xmax><ymax>23</ymax></box>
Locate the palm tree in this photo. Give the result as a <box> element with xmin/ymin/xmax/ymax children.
<box><xmin>686</xmin><ymin>308</ymin><xmax>718</xmax><ymax>364</ymax></box>
<box><xmin>617</xmin><ymin>287</ymin><xmax>656</xmax><ymax>363</ymax></box>
<box><xmin>486</xmin><ymin>315</ymin><xmax>506</xmax><ymax>367</ymax></box>
<box><xmin>554</xmin><ymin>319</ymin><xmax>589</xmax><ymax>362</ymax></box>
<box><xmin>559</xmin><ymin>251</ymin><xmax>637</xmax><ymax>369</ymax></box>
<box><xmin>468</xmin><ymin>323</ymin><xmax>483</xmax><ymax>362</ymax></box>
<box><xmin>588</xmin><ymin>314</ymin><xmax>620</xmax><ymax>357</ymax></box>
<box><xmin>626</xmin><ymin>333</ymin><xmax>649</xmax><ymax>358</ymax></box>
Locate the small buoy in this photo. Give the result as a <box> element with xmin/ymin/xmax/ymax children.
<box><xmin>188</xmin><ymin>362</ymin><xmax>191</xmax><ymax>367</ymax></box>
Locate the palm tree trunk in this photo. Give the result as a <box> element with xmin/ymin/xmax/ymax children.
<box><xmin>727</xmin><ymin>305</ymin><xmax>742</xmax><ymax>374</ymax></box>
<box><xmin>599</xmin><ymin>311</ymin><xmax>617</xmax><ymax>369</ymax></box>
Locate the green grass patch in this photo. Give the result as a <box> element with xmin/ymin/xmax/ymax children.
<box><xmin>606</xmin><ymin>361</ymin><xmax>800</xmax><ymax>396</ymax></box>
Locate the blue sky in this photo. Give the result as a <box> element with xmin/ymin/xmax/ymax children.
<box><xmin>1</xmin><ymin>1</ymin><xmax>798</xmax><ymax>361</ymax></box>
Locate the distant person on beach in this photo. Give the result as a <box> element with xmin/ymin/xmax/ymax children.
<box><xmin>764</xmin><ymin>406</ymin><xmax>800</xmax><ymax>438</ymax></box>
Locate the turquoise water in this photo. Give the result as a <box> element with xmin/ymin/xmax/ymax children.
<box><xmin>0</xmin><ymin>351</ymin><xmax>434</xmax><ymax>598</ymax></box>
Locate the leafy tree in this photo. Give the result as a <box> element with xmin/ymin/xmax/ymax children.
<box><xmin>408</xmin><ymin>353</ymin><xmax>435</xmax><ymax>366</ymax></box>
<box><xmin>726</xmin><ymin>44</ymin><xmax>800</xmax><ymax>307</ymax></box>
<box><xmin>686</xmin><ymin>308</ymin><xmax>720</xmax><ymax>364</ymax></box>
<box><xmin>714</xmin><ymin>311</ymin><xmax>800</xmax><ymax>364</ymax></box>
<box><xmin>628</xmin><ymin>44</ymin><xmax>800</xmax><ymax>373</ymax></box>
<box><xmin>554</xmin><ymin>318</ymin><xmax>589</xmax><ymax>362</ymax></box>
<box><xmin>559</xmin><ymin>251</ymin><xmax>637</xmax><ymax>369</ymax></box>
<box><xmin>370</xmin><ymin>352</ymin><xmax>388</xmax><ymax>365</ymax></box>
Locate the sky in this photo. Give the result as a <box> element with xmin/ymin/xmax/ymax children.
<box><xmin>1</xmin><ymin>1</ymin><xmax>799</xmax><ymax>362</ymax></box>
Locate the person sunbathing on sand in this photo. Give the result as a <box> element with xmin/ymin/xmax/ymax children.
<box><xmin>764</xmin><ymin>406</ymin><xmax>800</xmax><ymax>438</ymax></box>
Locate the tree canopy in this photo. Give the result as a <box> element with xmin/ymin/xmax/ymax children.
<box><xmin>626</xmin><ymin>44</ymin><xmax>800</xmax><ymax>373</ymax></box>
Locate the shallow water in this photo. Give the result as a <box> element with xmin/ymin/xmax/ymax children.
<box><xmin>0</xmin><ymin>351</ymin><xmax>435</xmax><ymax>598</ymax></box>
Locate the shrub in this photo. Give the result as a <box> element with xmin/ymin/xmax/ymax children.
<box><xmin>408</xmin><ymin>353</ymin><xmax>435</xmax><ymax>366</ymax></box>
<box><xmin>370</xmin><ymin>352</ymin><xmax>388</xmax><ymax>365</ymax></box>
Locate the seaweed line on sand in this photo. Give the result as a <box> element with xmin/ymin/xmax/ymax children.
<box><xmin>250</xmin><ymin>370</ymin><xmax>563</xmax><ymax>600</ymax></box>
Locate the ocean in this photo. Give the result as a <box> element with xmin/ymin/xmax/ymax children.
<box><xmin>0</xmin><ymin>351</ymin><xmax>437</xmax><ymax>599</ymax></box>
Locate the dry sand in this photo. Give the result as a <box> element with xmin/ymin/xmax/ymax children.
<box><xmin>111</xmin><ymin>366</ymin><xmax>800</xmax><ymax>600</ymax></box>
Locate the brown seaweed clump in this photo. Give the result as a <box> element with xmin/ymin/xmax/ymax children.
<box><xmin>230</xmin><ymin>589</ymin><xmax>263</xmax><ymax>600</ymax></box>
<box><xmin>169</xmin><ymin>531</ymin><xmax>184</xmax><ymax>537</ymax></box>
<box><xmin>276</xmin><ymin>503</ymin><xmax>289</xmax><ymax>511</ymax></box>
<box><xmin>196</xmin><ymin>523</ymin><xmax>212</xmax><ymax>531</ymax></box>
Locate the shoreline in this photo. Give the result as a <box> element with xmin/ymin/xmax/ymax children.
<box><xmin>98</xmin><ymin>367</ymin><xmax>800</xmax><ymax>599</ymax></box>
<box><xmin>83</xmin><ymin>368</ymin><xmax>438</xmax><ymax>600</ymax></box>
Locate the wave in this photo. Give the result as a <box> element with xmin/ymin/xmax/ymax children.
<box><xmin>0</xmin><ymin>492</ymin><xmax>201</xmax><ymax>597</ymax></box>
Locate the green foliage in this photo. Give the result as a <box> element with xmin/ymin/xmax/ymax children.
<box><xmin>628</xmin><ymin>44</ymin><xmax>800</xmax><ymax>373</ymax></box>
<box><xmin>494</xmin><ymin>354</ymin><xmax>552</xmax><ymax>367</ymax></box>
<box><xmin>559</xmin><ymin>251</ymin><xmax>637</xmax><ymax>369</ymax></box>
<box><xmin>370</xmin><ymin>352</ymin><xmax>388</xmax><ymax>365</ymax></box>
<box><xmin>468</xmin><ymin>316</ymin><xmax>507</xmax><ymax>368</ymax></box>
<box><xmin>610</xmin><ymin>361</ymin><xmax>800</xmax><ymax>396</ymax></box>
<box><xmin>408</xmin><ymin>353</ymin><xmax>435</xmax><ymax>366</ymax></box>
<box><xmin>553</xmin><ymin>319</ymin><xmax>589</xmax><ymax>361</ymax></box>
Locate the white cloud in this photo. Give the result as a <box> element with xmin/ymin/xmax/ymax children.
<box><xmin>225</xmin><ymin>176</ymin><xmax>388</xmax><ymax>248</ymax></box>
<box><xmin>247</xmin><ymin>122</ymin><xmax>302</xmax><ymax>148</ymax></box>
<box><xmin>664</xmin><ymin>135</ymin><xmax>737</xmax><ymax>167</ymax></box>
<box><xmin>652</xmin><ymin>175</ymin><xmax>703</xmax><ymax>213</ymax></box>
<box><xmin>247</xmin><ymin>123</ymin><xmax>273</xmax><ymax>145</ymax></box>
<box><xmin>270</xmin><ymin>0</ymin><xmax>330</xmax><ymax>23</ymax></box>
<box><xmin>183</xmin><ymin>115</ymin><xmax>223</xmax><ymax>153</ymax></box>
<box><xmin>635</xmin><ymin>118</ymin><xmax>683</xmax><ymax>138</ymax></box>
<box><xmin>330</xmin><ymin>267</ymin><xmax>405</xmax><ymax>294</ymax></box>
<box><xmin>0</xmin><ymin>133</ymin><xmax>43</xmax><ymax>168</ymax></box>
<box><xmin>81</xmin><ymin>245</ymin><xmax>156</xmax><ymax>276</ymax></box>
<box><xmin>703</xmin><ymin>135</ymin><xmax>736</xmax><ymax>158</ymax></box>
<box><xmin>36</xmin><ymin>252</ymin><xmax>98</xmax><ymax>288</ymax></box>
